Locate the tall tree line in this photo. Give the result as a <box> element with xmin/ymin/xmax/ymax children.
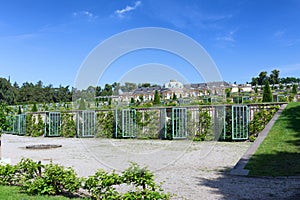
<box><xmin>0</xmin><ymin>78</ymin><xmax>72</xmax><ymax>105</ymax></box>
<box><xmin>251</xmin><ymin>69</ymin><xmax>300</xmax><ymax>86</ymax></box>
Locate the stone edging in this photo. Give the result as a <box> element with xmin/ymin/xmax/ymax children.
<box><xmin>230</xmin><ymin>103</ymin><xmax>288</xmax><ymax>176</ymax></box>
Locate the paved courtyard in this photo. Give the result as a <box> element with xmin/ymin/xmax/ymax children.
<box><xmin>2</xmin><ymin>134</ymin><xmax>299</xmax><ymax>199</ymax></box>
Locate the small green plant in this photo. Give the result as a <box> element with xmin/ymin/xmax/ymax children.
<box><xmin>121</xmin><ymin>162</ymin><xmax>170</xmax><ymax>199</ymax></box>
<box><xmin>249</xmin><ymin>134</ymin><xmax>256</xmax><ymax>142</ymax></box>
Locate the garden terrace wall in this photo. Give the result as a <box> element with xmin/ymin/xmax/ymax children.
<box><xmin>4</xmin><ymin>103</ymin><xmax>286</xmax><ymax>140</ymax></box>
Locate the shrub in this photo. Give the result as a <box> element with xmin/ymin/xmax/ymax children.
<box><xmin>84</xmin><ymin>169</ymin><xmax>121</xmax><ymax>199</ymax></box>
<box><xmin>121</xmin><ymin>162</ymin><xmax>170</xmax><ymax>199</ymax></box>
<box><xmin>21</xmin><ymin>161</ymin><xmax>80</xmax><ymax>195</ymax></box>
<box><xmin>0</xmin><ymin>164</ymin><xmax>17</xmax><ymax>185</ymax></box>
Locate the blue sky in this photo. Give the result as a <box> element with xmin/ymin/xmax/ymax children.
<box><xmin>1</xmin><ymin>0</ymin><xmax>300</xmax><ymax>87</ymax></box>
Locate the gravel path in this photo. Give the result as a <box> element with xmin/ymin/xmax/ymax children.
<box><xmin>2</xmin><ymin>134</ymin><xmax>300</xmax><ymax>199</ymax></box>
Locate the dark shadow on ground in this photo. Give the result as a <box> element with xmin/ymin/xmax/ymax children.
<box><xmin>197</xmin><ymin>172</ymin><xmax>300</xmax><ymax>200</ymax></box>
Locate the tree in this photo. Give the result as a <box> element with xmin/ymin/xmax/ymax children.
<box><xmin>31</xmin><ymin>103</ymin><xmax>38</xmax><ymax>112</ymax></box>
<box><xmin>262</xmin><ymin>80</ymin><xmax>273</xmax><ymax>102</ymax></box>
<box><xmin>258</xmin><ymin>71</ymin><xmax>268</xmax><ymax>85</ymax></box>
<box><xmin>130</xmin><ymin>97</ymin><xmax>135</xmax><ymax>104</ymax></box>
<box><xmin>270</xmin><ymin>69</ymin><xmax>280</xmax><ymax>85</ymax></box>
<box><xmin>172</xmin><ymin>93</ymin><xmax>177</xmax><ymax>100</ymax></box>
<box><xmin>79</xmin><ymin>98</ymin><xmax>86</xmax><ymax>110</ymax></box>
<box><xmin>139</xmin><ymin>95</ymin><xmax>144</xmax><ymax>102</ymax></box>
<box><xmin>0</xmin><ymin>78</ymin><xmax>15</xmax><ymax>105</ymax></box>
<box><xmin>292</xmin><ymin>84</ymin><xmax>298</xmax><ymax>94</ymax></box>
<box><xmin>153</xmin><ymin>90</ymin><xmax>160</xmax><ymax>105</ymax></box>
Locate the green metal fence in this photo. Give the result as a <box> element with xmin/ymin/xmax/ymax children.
<box><xmin>45</xmin><ymin>112</ymin><xmax>61</xmax><ymax>137</ymax></box>
<box><xmin>232</xmin><ymin>105</ymin><xmax>249</xmax><ymax>140</ymax></box>
<box><xmin>121</xmin><ymin>109</ymin><xmax>136</xmax><ymax>138</ymax></box>
<box><xmin>172</xmin><ymin>107</ymin><xmax>187</xmax><ymax>139</ymax></box>
<box><xmin>76</xmin><ymin>110</ymin><xmax>96</xmax><ymax>137</ymax></box>
<box><xmin>10</xmin><ymin>114</ymin><xmax>26</xmax><ymax>135</ymax></box>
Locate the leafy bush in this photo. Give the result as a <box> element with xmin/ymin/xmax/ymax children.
<box><xmin>22</xmin><ymin>161</ymin><xmax>80</xmax><ymax>195</ymax></box>
<box><xmin>249</xmin><ymin>106</ymin><xmax>279</xmax><ymax>136</ymax></box>
<box><xmin>84</xmin><ymin>169</ymin><xmax>121</xmax><ymax>199</ymax></box>
<box><xmin>0</xmin><ymin>159</ymin><xmax>170</xmax><ymax>199</ymax></box>
<box><xmin>0</xmin><ymin>164</ymin><xmax>17</xmax><ymax>185</ymax></box>
<box><xmin>121</xmin><ymin>162</ymin><xmax>170</xmax><ymax>200</ymax></box>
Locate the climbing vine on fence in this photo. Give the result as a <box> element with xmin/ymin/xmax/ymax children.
<box><xmin>194</xmin><ymin>107</ymin><xmax>212</xmax><ymax>141</ymax></box>
<box><xmin>136</xmin><ymin>110</ymin><xmax>160</xmax><ymax>139</ymax></box>
<box><xmin>26</xmin><ymin>114</ymin><xmax>44</xmax><ymax>137</ymax></box>
<box><xmin>96</xmin><ymin>110</ymin><xmax>114</xmax><ymax>138</ymax></box>
<box><xmin>61</xmin><ymin>112</ymin><xmax>76</xmax><ymax>137</ymax></box>
<box><xmin>249</xmin><ymin>105</ymin><xmax>279</xmax><ymax>139</ymax></box>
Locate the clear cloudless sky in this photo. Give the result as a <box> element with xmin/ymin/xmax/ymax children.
<box><xmin>1</xmin><ymin>0</ymin><xmax>300</xmax><ymax>87</ymax></box>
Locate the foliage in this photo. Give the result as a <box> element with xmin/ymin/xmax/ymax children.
<box><xmin>172</xmin><ymin>93</ymin><xmax>177</xmax><ymax>100</ymax></box>
<box><xmin>0</xmin><ymin>164</ymin><xmax>17</xmax><ymax>185</ymax></box>
<box><xmin>26</xmin><ymin>114</ymin><xmax>44</xmax><ymax>137</ymax></box>
<box><xmin>153</xmin><ymin>90</ymin><xmax>161</xmax><ymax>105</ymax></box>
<box><xmin>79</xmin><ymin>98</ymin><xmax>86</xmax><ymax>110</ymax></box>
<box><xmin>121</xmin><ymin>162</ymin><xmax>170</xmax><ymax>199</ymax></box>
<box><xmin>22</xmin><ymin>162</ymin><xmax>81</xmax><ymax>195</ymax></box>
<box><xmin>193</xmin><ymin>108</ymin><xmax>212</xmax><ymax>141</ymax></box>
<box><xmin>0</xmin><ymin>158</ymin><xmax>169</xmax><ymax>199</ymax></box>
<box><xmin>26</xmin><ymin>114</ymin><xmax>34</xmax><ymax>136</ymax></box>
<box><xmin>292</xmin><ymin>84</ymin><xmax>298</xmax><ymax>94</ymax></box>
<box><xmin>96</xmin><ymin>110</ymin><xmax>114</xmax><ymax>138</ymax></box>
<box><xmin>32</xmin><ymin>103</ymin><xmax>38</xmax><ymax>112</ymax></box>
<box><xmin>249</xmin><ymin>135</ymin><xmax>256</xmax><ymax>142</ymax></box>
<box><xmin>0</xmin><ymin>103</ymin><xmax>12</xmax><ymax>133</ymax></box>
<box><xmin>84</xmin><ymin>169</ymin><xmax>121</xmax><ymax>199</ymax></box>
<box><xmin>249</xmin><ymin>106</ymin><xmax>279</xmax><ymax>135</ymax></box>
<box><xmin>136</xmin><ymin>110</ymin><xmax>160</xmax><ymax>139</ymax></box>
<box><xmin>61</xmin><ymin>112</ymin><xmax>76</xmax><ymax>137</ymax></box>
<box><xmin>31</xmin><ymin>114</ymin><xmax>45</xmax><ymax>137</ymax></box>
<box><xmin>262</xmin><ymin>80</ymin><xmax>273</xmax><ymax>102</ymax></box>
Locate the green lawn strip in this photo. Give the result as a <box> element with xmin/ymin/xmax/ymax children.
<box><xmin>245</xmin><ymin>102</ymin><xmax>300</xmax><ymax>176</ymax></box>
<box><xmin>0</xmin><ymin>185</ymin><xmax>84</xmax><ymax>200</ymax></box>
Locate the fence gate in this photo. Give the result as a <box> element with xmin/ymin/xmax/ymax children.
<box><xmin>172</xmin><ymin>107</ymin><xmax>187</xmax><ymax>139</ymax></box>
<box><xmin>18</xmin><ymin>114</ymin><xmax>26</xmax><ymax>135</ymax></box>
<box><xmin>11</xmin><ymin>114</ymin><xmax>26</xmax><ymax>135</ymax></box>
<box><xmin>232</xmin><ymin>105</ymin><xmax>249</xmax><ymax>140</ymax></box>
<box><xmin>213</xmin><ymin>106</ymin><xmax>226</xmax><ymax>141</ymax></box>
<box><xmin>77</xmin><ymin>110</ymin><xmax>96</xmax><ymax>137</ymax></box>
<box><xmin>45</xmin><ymin>112</ymin><xmax>61</xmax><ymax>137</ymax></box>
<box><xmin>122</xmin><ymin>109</ymin><xmax>136</xmax><ymax>138</ymax></box>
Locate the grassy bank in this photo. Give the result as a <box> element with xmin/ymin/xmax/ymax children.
<box><xmin>246</xmin><ymin>102</ymin><xmax>300</xmax><ymax>176</ymax></box>
<box><xmin>0</xmin><ymin>185</ymin><xmax>84</xmax><ymax>200</ymax></box>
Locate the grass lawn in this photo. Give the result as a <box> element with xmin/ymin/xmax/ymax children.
<box><xmin>245</xmin><ymin>102</ymin><xmax>300</xmax><ymax>176</ymax></box>
<box><xmin>0</xmin><ymin>185</ymin><xmax>85</xmax><ymax>200</ymax></box>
